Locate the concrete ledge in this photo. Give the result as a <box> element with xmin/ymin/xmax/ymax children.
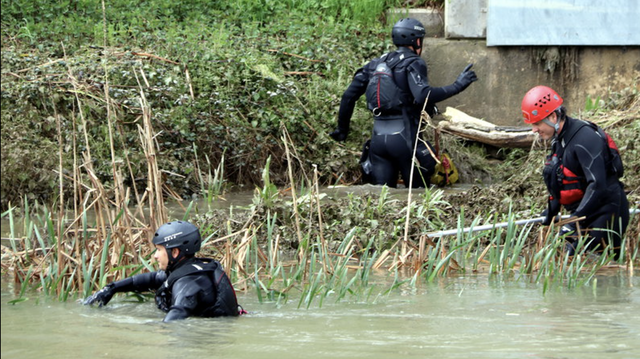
<box><xmin>444</xmin><ymin>0</ymin><xmax>487</xmax><ymax>39</ymax></box>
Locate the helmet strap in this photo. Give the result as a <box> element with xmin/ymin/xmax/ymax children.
<box><xmin>166</xmin><ymin>247</ymin><xmax>184</xmax><ymax>271</ymax></box>
<box><xmin>413</xmin><ymin>38</ymin><xmax>423</xmax><ymax>54</ymax></box>
<box><xmin>542</xmin><ymin>114</ymin><xmax>560</xmax><ymax>135</ymax></box>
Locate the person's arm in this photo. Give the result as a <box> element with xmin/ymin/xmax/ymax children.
<box><xmin>407</xmin><ymin>61</ymin><xmax>477</xmax><ymax>107</ymax></box>
<box><xmin>83</xmin><ymin>271</ymin><xmax>166</xmax><ymax>307</ymax></box>
<box><xmin>162</xmin><ymin>276</ymin><xmax>202</xmax><ymax>322</ymax></box>
<box><xmin>331</xmin><ymin>67</ymin><xmax>369</xmax><ymax>141</ymax></box>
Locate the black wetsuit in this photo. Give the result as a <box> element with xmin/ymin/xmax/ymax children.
<box><xmin>544</xmin><ymin>116</ymin><xmax>629</xmax><ymax>255</ymax></box>
<box><xmin>337</xmin><ymin>46</ymin><xmax>470</xmax><ymax>187</ymax></box>
<box><xmin>115</xmin><ymin>257</ymin><xmax>239</xmax><ymax>321</ymax></box>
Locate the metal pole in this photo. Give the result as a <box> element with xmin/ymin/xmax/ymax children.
<box><xmin>426</xmin><ymin>208</ymin><xmax>640</xmax><ymax>238</ymax></box>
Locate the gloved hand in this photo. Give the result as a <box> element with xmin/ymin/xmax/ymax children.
<box><xmin>83</xmin><ymin>283</ymin><xmax>116</xmax><ymax>307</ymax></box>
<box><xmin>560</xmin><ymin>225</ymin><xmax>578</xmax><ymax>256</ymax></box>
<box><xmin>560</xmin><ymin>225</ymin><xmax>575</xmax><ymax>238</ymax></box>
<box><xmin>541</xmin><ymin>197</ymin><xmax>560</xmax><ymax>225</ymax></box>
<box><xmin>329</xmin><ymin>128</ymin><xmax>348</xmax><ymax>142</ymax></box>
<box><xmin>454</xmin><ymin>64</ymin><xmax>478</xmax><ymax>91</ymax></box>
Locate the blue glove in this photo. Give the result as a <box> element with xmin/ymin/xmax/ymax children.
<box><xmin>83</xmin><ymin>283</ymin><xmax>115</xmax><ymax>307</ymax></box>
<box><xmin>330</xmin><ymin>128</ymin><xmax>348</xmax><ymax>142</ymax></box>
<box><xmin>454</xmin><ymin>64</ymin><xmax>478</xmax><ymax>91</ymax></box>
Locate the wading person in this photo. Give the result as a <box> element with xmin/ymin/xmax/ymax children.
<box><xmin>329</xmin><ymin>17</ymin><xmax>478</xmax><ymax>188</ymax></box>
<box><xmin>84</xmin><ymin>221</ymin><xmax>243</xmax><ymax>321</ymax></box>
<box><xmin>522</xmin><ymin>85</ymin><xmax>629</xmax><ymax>258</ymax></box>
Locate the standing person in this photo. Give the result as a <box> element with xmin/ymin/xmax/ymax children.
<box><xmin>522</xmin><ymin>85</ymin><xmax>629</xmax><ymax>258</ymax></box>
<box><xmin>329</xmin><ymin>17</ymin><xmax>478</xmax><ymax>188</ymax></box>
<box><xmin>84</xmin><ymin>221</ymin><xmax>243</xmax><ymax>321</ymax></box>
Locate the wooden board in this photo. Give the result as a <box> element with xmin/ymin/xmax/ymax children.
<box><xmin>438</xmin><ymin>107</ymin><xmax>537</xmax><ymax>148</ymax></box>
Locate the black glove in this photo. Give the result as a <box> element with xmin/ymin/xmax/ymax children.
<box><xmin>83</xmin><ymin>283</ymin><xmax>115</xmax><ymax>307</ymax></box>
<box><xmin>560</xmin><ymin>225</ymin><xmax>575</xmax><ymax>238</ymax></box>
<box><xmin>541</xmin><ymin>197</ymin><xmax>561</xmax><ymax>226</ymax></box>
<box><xmin>329</xmin><ymin>128</ymin><xmax>348</xmax><ymax>142</ymax></box>
<box><xmin>454</xmin><ymin>64</ymin><xmax>478</xmax><ymax>91</ymax></box>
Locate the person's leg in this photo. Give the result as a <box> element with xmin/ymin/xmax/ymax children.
<box><xmin>359</xmin><ymin>139</ymin><xmax>373</xmax><ymax>184</ymax></box>
<box><xmin>411</xmin><ymin>140</ymin><xmax>437</xmax><ymax>188</ymax></box>
<box><xmin>369</xmin><ymin>134</ymin><xmax>399</xmax><ymax>187</ymax></box>
<box><xmin>587</xmin><ymin>188</ymin><xmax>629</xmax><ymax>259</ymax></box>
<box><xmin>570</xmin><ymin>186</ymin><xmax>629</xmax><ymax>259</ymax></box>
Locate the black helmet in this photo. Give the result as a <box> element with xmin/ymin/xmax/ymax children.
<box><xmin>391</xmin><ymin>18</ymin><xmax>426</xmax><ymax>49</ymax></box>
<box><xmin>152</xmin><ymin>221</ymin><xmax>201</xmax><ymax>267</ymax></box>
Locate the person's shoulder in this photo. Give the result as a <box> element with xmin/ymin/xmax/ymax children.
<box><xmin>154</xmin><ymin>270</ymin><xmax>167</xmax><ymax>282</ymax></box>
<box><xmin>567</xmin><ymin>119</ymin><xmax>607</xmax><ymax>151</ymax></box>
<box><xmin>171</xmin><ymin>273</ymin><xmax>208</xmax><ymax>292</ymax></box>
<box><xmin>402</xmin><ymin>54</ymin><xmax>426</xmax><ymax>70</ymax></box>
<box><xmin>364</xmin><ymin>55</ymin><xmax>384</xmax><ymax>68</ymax></box>
<box><xmin>572</xmin><ymin>119</ymin><xmax>601</xmax><ymax>140</ymax></box>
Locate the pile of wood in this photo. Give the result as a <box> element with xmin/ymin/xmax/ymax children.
<box><xmin>436</xmin><ymin>107</ymin><xmax>537</xmax><ymax>148</ymax></box>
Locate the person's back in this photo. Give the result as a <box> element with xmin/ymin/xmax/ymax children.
<box><xmin>330</xmin><ymin>18</ymin><xmax>477</xmax><ymax>188</ymax></box>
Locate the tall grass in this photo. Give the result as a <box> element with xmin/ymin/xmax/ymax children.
<box><xmin>3</xmin><ymin>156</ymin><xmax>637</xmax><ymax>305</ymax></box>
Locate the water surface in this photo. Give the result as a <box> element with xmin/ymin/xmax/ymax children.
<box><xmin>3</xmin><ymin>273</ymin><xmax>639</xmax><ymax>359</ymax></box>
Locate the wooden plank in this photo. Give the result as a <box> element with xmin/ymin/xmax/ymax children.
<box><xmin>438</xmin><ymin>107</ymin><xmax>537</xmax><ymax>148</ymax></box>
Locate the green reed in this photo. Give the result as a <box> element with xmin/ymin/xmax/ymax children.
<box><xmin>194</xmin><ymin>144</ymin><xmax>227</xmax><ymax>205</ymax></box>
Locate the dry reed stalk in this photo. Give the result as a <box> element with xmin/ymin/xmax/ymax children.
<box><xmin>55</xmin><ymin>108</ymin><xmax>66</xmax><ymax>288</ymax></box>
<box><xmin>372</xmin><ymin>249</ymin><xmax>391</xmax><ymax>269</ymax></box>
<box><xmin>201</xmin><ymin>229</ymin><xmax>247</xmax><ymax>248</ymax></box>
<box><xmin>272</xmin><ymin>233</ymin><xmax>281</xmax><ymax>266</ymax></box>
<box><xmin>412</xmin><ymin>235</ymin><xmax>427</xmax><ymax>274</ymax></box>
<box><xmin>476</xmin><ymin>244</ymin><xmax>493</xmax><ymax>266</ymax></box>
<box><xmin>82</xmin><ymin>152</ymin><xmax>111</xmax><ymax>238</ymax></box>
<box><xmin>313</xmin><ymin>165</ymin><xmax>333</xmax><ymax>274</ymax></box>
<box><xmin>60</xmin><ymin>43</ymin><xmax>88</xmax><ymax>290</ymax></box>
<box><xmin>402</xmin><ymin>93</ymin><xmax>432</xmax><ymax>260</ymax></box>
<box><xmin>229</xmin><ymin>229</ymin><xmax>252</xmax><ymax>277</ymax></box>
<box><xmin>97</xmin><ymin>2</ymin><xmax>129</xmax><ymax>269</ymax></box>
<box><xmin>136</xmin><ymin>69</ymin><xmax>166</xmax><ymax>229</ymax></box>
<box><xmin>280</xmin><ymin>124</ymin><xmax>306</xmax><ymax>276</ymax></box>
<box><xmin>115</xmin><ymin>117</ymin><xmax>145</xmax><ymax>215</ymax></box>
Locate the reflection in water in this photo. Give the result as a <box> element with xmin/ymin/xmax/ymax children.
<box><xmin>2</xmin><ymin>273</ymin><xmax>639</xmax><ymax>359</ymax></box>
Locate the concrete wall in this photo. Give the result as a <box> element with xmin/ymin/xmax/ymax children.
<box><xmin>395</xmin><ymin>3</ymin><xmax>640</xmax><ymax>126</ymax></box>
<box><xmin>422</xmin><ymin>39</ymin><xmax>640</xmax><ymax>126</ymax></box>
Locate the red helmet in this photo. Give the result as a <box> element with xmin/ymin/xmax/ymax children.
<box><xmin>521</xmin><ymin>86</ymin><xmax>563</xmax><ymax>124</ymax></box>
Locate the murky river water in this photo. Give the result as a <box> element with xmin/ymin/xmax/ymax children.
<box><xmin>2</xmin><ymin>272</ymin><xmax>639</xmax><ymax>359</ymax></box>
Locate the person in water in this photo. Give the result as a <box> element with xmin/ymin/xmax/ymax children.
<box><xmin>330</xmin><ymin>17</ymin><xmax>477</xmax><ymax>187</ymax></box>
<box><xmin>522</xmin><ymin>85</ymin><xmax>629</xmax><ymax>258</ymax></box>
<box><xmin>84</xmin><ymin>221</ymin><xmax>243</xmax><ymax>321</ymax></box>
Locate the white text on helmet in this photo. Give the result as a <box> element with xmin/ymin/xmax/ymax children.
<box><xmin>163</xmin><ymin>231</ymin><xmax>183</xmax><ymax>242</ymax></box>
